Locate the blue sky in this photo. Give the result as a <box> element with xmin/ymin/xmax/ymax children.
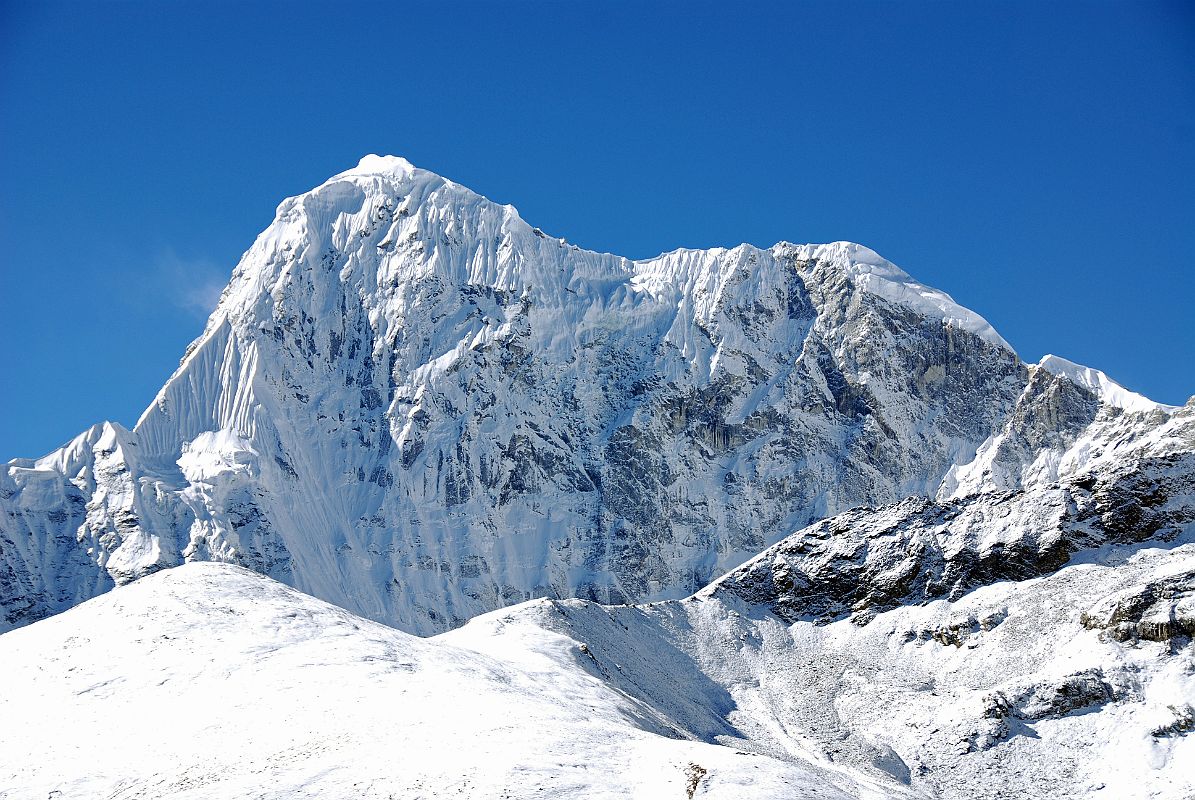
<box><xmin>1</xmin><ymin>1</ymin><xmax>1192</xmax><ymax>460</ymax></box>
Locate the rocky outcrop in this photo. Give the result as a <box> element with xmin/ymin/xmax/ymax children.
<box><xmin>1082</xmin><ymin>569</ymin><xmax>1195</xmax><ymax>643</ymax></box>
<box><xmin>703</xmin><ymin>405</ymin><xmax>1195</xmax><ymax>624</ymax></box>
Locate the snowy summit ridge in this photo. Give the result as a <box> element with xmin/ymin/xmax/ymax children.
<box><xmin>1037</xmin><ymin>353</ymin><xmax>1171</xmax><ymax>413</ymax></box>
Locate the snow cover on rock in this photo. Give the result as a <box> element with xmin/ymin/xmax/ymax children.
<box><xmin>482</xmin><ymin>530</ymin><xmax>1195</xmax><ymax>800</ymax></box>
<box><xmin>1</xmin><ymin>155</ymin><xmax>1192</xmax><ymax>798</ymax></box>
<box><xmin>717</xmin><ymin>401</ymin><xmax>1195</xmax><ymax>625</ymax></box>
<box><xmin>0</xmin><ymin>155</ymin><xmax>1187</xmax><ymax>637</ymax></box>
<box><xmin>1037</xmin><ymin>354</ymin><xmax>1171</xmax><ymax>415</ymax></box>
<box><xmin>4</xmin><ymin>527</ymin><xmax>1191</xmax><ymax>799</ymax></box>
<box><xmin>939</xmin><ymin>357</ymin><xmax>1188</xmax><ymax>500</ymax></box>
<box><xmin>0</xmin><ymin>562</ymin><xmax>903</xmax><ymax>800</ymax></box>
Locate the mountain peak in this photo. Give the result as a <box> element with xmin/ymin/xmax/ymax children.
<box><xmin>1036</xmin><ymin>354</ymin><xmax>1168</xmax><ymax>413</ymax></box>
<box><xmin>334</xmin><ymin>153</ymin><xmax>418</xmax><ymax>179</ymax></box>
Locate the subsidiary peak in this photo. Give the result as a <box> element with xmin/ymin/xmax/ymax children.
<box><xmin>1036</xmin><ymin>353</ymin><xmax>1171</xmax><ymax>413</ymax></box>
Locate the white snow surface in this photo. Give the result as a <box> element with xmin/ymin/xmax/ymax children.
<box><xmin>3</xmin><ymin>535</ymin><xmax>1192</xmax><ymax>800</ymax></box>
<box><xmin>475</xmin><ymin>536</ymin><xmax>1195</xmax><ymax>800</ymax></box>
<box><xmin>0</xmin><ymin>562</ymin><xmax>898</xmax><ymax>800</ymax></box>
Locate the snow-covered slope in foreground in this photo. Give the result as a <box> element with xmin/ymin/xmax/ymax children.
<box><xmin>464</xmin><ymin>531</ymin><xmax>1195</xmax><ymax>800</ymax></box>
<box><xmin>0</xmin><ymin>562</ymin><xmax>902</xmax><ymax>800</ymax></box>
<box><xmin>5</xmin><ymin>533</ymin><xmax>1193</xmax><ymax>800</ymax></box>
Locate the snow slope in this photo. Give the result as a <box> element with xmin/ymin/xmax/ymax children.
<box><xmin>474</xmin><ymin>531</ymin><xmax>1195</xmax><ymax>800</ymax></box>
<box><xmin>5</xmin><ymin>520</ymin><xmax>1191</xmax><ymax>799</ymax></box>
<box><xmin>0</xmin><ymin>562</ymin><xmax>904</xmax><ymax>800</ymax></box>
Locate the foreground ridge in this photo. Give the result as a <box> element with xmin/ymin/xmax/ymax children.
<box><xmin>0</xmin><ymin>562</ymin><xmax>905</xmax><ymax>800</ymax></box>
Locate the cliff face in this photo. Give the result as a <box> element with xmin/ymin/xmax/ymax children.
<box><xmin>704</xmin><ymin>400</ymin><xmax>1195</xmax><ymax>626</ymax></box>
<box><xmin>1</xmin><ymin>156</ymin><xmax>1179</xmax><ymax>635</ymax></box>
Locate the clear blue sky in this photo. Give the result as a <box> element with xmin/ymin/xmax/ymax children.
<box><xmin>1</xmin><ymin>1</ymin><xmax>1192</xmax><ymax>460</ymax></box>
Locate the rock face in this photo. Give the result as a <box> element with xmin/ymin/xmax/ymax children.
<box><xmin>0</xmin><ymin>155</ymin><xmax>1183</xmax><ymax>634</ymax></box>
<box><xmin>1082</xmin><ymin>567</ymin><xmax>1195</xmax><ymax>644</ymax></box>
<box><xmin>704</xmin><ymin>396</ymin><xmax>1195</xmax><ymax>625</ymax></box>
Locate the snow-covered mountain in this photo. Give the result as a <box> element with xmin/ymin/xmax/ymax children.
<box><xmin>0</xmin><ymin>155</ymin><xmax>1186</xmax><ymax>636</ymax></box>
<box><xmin>3</xmin><ymin>156</ymin><xmax>1192</xmax><ymax>799</ymax></box>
